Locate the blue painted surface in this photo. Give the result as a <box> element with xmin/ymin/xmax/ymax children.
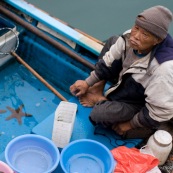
<box><xmin>17</xmin><ymin>31</ymin><xmax>92</xmax><ymax>93</ymax></box>
<box><xmin>0</xmin><ymin>2</ymin><xmax>143</xmax><ymax>172</ymax></box>
<box><xmin>32</xmin><ymin>97</ymin><xmax>142</xmax><ymax>149</ymax></box>
<box><xmin>0</xmin><ymin>61</ymin><xmax>61</xmax><ymax>153</ymax></box>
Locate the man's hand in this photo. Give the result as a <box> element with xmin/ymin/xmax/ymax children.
<box><xmin>112</xmin><ymin>121</ymin><xmax>132</xmax><ymax>135</ymax></box>
<box><xmin>70</xmin><ymin>80</ymin><xmax>89</xmax><ymax>97</ymax></box>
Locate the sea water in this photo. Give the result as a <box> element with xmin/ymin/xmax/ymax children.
<box><xmin>26</xmin><ymin>0</ymin><xmax>173</xmax><ymax>41</ymax></box>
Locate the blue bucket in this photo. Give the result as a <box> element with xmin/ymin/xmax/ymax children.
<box><xmin>5</xmin><ymin>134</ymin><xmax>60</xmax><ymax>173</ymax></box>
<box><xmin>60</xmin><ymin>139</ymin><xmax>116</xmax><ymax>173</ymax></box>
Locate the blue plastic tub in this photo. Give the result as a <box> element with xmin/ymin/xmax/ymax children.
<box><xmin>5</xmin><ymin>134</ymin><xmax>60</xmax><ymax>173</ymax></box>
<box><xmin>60</xmin><ymin>139</ymin><xmax>116</xmax><ymax>173</ymax></box>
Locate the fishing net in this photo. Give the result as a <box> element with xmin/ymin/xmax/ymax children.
<box><xmin>0</xmin><ymin>27</ymin><xmax>19</xmax><ymax>57</ymax></box>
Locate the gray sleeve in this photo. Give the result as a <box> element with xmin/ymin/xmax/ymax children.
<box><xmin>85</xmin><ymin>71</ymin><xmax>100</xmax><ymax>86</ymax></box>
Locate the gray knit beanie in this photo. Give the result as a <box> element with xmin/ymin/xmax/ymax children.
<box><xmin>135</xmin><ymin>5</ymin><xmax>173</xmax><ymax>39</ymax></box>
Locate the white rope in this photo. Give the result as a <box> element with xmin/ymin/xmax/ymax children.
<box><xmin>0</xmin><ymin>27</ymin><xmax>19</xmax><ymax>55</ymax></box>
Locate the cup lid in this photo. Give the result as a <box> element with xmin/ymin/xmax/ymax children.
<box><xmin>154</xmin><ymin>130</ymin><xmax>172</xmax><ymax>145</ymax></box>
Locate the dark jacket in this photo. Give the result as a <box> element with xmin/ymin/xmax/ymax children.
<box><xmin>86</xmin><ymin>30</ymin><xmax>173</xmax><ymax>128</ymax></box>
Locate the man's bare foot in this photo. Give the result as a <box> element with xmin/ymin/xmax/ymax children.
<box><xmin>79</xmin><ymin>81</ymin><xmax>107</xmax><ymax>107</ymax></box>
<box><xmin>79</xmin><ymin>92</ymin><xmax>107</xmax><ymax>107</ymax></box>
<box><xmin>87</xmin><ymin>80</ymin><xmax>106</xmax><ymax>95</ymax></box>
<box><xmin>79</xmin><ymin>93</ymin><xmax>96</xmax><ymax>107</ymax></box>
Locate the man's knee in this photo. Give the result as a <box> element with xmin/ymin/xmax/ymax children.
<box><xmin>89</xmin><ymin>101</ymin><xmax>111</xmax><ymax>126</ymax></box>
<box><xmin>89</xmin><ymin>106</ymin><xmax>101</xmax><ymax>124</ymax></box>
<box><xmin>89</xmin><ymin>102</ymin><xmax>105</xmax><ymax>124</ymax></box>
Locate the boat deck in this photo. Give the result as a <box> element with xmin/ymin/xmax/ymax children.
<box><xmin>32</xmin><ymin>97</ymin><xmax>142</xmax><ymax>150</ymax></box>
<box><xmin>2</xmin><ymin>1</ymin><xmax>171</xmax><ymax>172</ymax></box>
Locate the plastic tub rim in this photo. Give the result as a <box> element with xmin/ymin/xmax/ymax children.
<box><xmin>60</xmin><ymin>139</ymin><xmax>115</xmax><ymax>173</ymax></box>
<box><xmin>5</xmin><ymin>134</ymin><xmax>60</xmax><ymax>173</ymax></box>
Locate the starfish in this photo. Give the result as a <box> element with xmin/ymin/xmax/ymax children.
<box><xmin>6</xmin><ymin>104</ymin><xmax>32</xmax><ymax>125</ymax></box>
<box><xmin>0</xmin><ymin>109</ymin><xmax>6</xmax><ymax>114</ymax></box>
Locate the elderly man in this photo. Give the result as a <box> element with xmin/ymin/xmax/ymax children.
<box><xmin>70</xmin><ymin>6</ymin><xmax>173</xmax><ymax>138</ymax></box>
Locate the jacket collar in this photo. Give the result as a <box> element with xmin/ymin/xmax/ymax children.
<box><xmin>154</xmin><ymin>34</ymin><xmax>173</xmax><ymax>64</ymax></box>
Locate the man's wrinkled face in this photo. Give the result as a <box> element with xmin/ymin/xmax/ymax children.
<box><xmin>129</xmin><ymin>25</ymin><xmax>161</xmax><ymax>54</ymax></box>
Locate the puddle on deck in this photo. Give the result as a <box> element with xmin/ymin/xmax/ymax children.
<box><xmin>0</xmin><ymin>61</ymin><xmax>65</xmax><ymax>153</ymax></box>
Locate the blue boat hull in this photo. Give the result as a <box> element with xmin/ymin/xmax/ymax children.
<box><xmin>0</xmin><ymin>1</ymin><xmax>142</xmax><ymax>172</ymax></box>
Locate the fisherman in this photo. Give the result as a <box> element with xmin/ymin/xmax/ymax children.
<box><xmin>70</xmin><ymin>6</ymin><xmax>173</xmax><ymax>138</ymax></box>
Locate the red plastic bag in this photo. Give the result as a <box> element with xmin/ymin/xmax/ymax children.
<box><xmin>111</xmin><ymin>146</ymin><xmax>159</xmax><ymax>173</ymax></box>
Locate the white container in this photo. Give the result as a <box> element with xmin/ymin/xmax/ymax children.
<box><xmin>147</xmin><ymin>130</ymin><xmax>172</xmax><ymax>165</ymax></box>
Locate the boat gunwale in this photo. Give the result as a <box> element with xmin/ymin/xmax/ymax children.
<box><xmin>4</xmin><ymin>0</ymin><xmax>104</xmax><ymax>56</ymax></box>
